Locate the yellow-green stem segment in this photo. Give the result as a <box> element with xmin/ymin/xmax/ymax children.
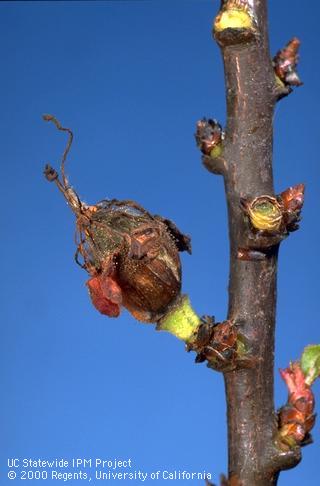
<box><xmin>214</xmin><ymin>9</ymin><xmax>253</xmax><ymax>33</ymax></box>
<box><xmin>157</xmin><ymin>295</ymin><xmax>201</xmax><ymax>343</ymax></box>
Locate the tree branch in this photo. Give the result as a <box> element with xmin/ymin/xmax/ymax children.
<box><xmin>211</xmin><ymin>1</ymin><xmax>301</xmax><ymax>483</ymax></box>
<box><xmin>43</xmin><ymin>5</ymin><xmax>311</xmax><ymax>484</ymax></box>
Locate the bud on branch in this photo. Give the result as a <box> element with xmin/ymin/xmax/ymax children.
<box><xmin>239</xmin><ymin>184</ymin><xmax>305</xmax><ymax>253</ymax></box>
<box><xmin>273</xmin><ymin>38</ymin><xmax>302</xmax><ymax>88</ymax></box>
<box><xmin>278</xmin><ymin>345</ymin><xmax>320</xmax><ymax>450</ymax></box>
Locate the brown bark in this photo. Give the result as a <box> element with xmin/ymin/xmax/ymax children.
<box><xmin>213</xmin><ymin>1</ymin><xmax>301</xmax><ymax>484</ymax></box>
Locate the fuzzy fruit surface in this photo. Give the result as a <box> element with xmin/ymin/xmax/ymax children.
<box><xmin>81</xmin><ymin>200</ymin><xmax>190</xmax><ymax>323</ymax></box>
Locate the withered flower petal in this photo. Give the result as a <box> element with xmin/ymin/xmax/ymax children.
<box><xmin>86</xmin><ymin>275</ymin><xmax>122</xmax><ymax>318</ymax></box>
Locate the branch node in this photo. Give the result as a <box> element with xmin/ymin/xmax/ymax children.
<box><xmin>240</xmin><ymin>184</ymin><xmax>305</xmax><ymax>249</ymax></box>
<box><xmin>187</xmin><ymin>318</ymin><xmax>252</xmax><ymax>372</ymax></box>
<box><xmin>265</xmin><ymin>443</ymin><xmax>301</xmax><ymax>473</ymax></box>
<box><xmin>213</xmin><ymin>0</ymin><xmax>257</xmax><ymax>47</ymax></box>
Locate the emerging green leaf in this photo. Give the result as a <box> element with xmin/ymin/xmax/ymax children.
<box><xmin>301</xmin><ymin>345</ymin><xmax>320</xmax><ymax>386</ymax></box>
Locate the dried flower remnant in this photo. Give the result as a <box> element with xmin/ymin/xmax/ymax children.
<box><xmin>195</xmin><ymin>118</ymin><xmax>224</xmax><ymax>158</ymax></box>
<box><xmin>273</xmin><ymin>38</ymin><xmax>302</xmax><ymax>87</ymax></box>
<box><xmin>43</xmin><ymin>115</ymin><xmax>191</xmax><ymax>324</ymax></box>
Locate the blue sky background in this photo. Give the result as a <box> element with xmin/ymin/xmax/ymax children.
<box><xmin>1</xmin><ymin>1</ymin><xmax>319</xmax><ymax>485</ymax></box>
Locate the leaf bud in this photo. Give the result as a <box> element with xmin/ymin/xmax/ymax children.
<box><xmin>195</xmin><ymin>118</ymin><xmax>224</xmax><ymax>158</ymax></box>
<box><xmin>273</xmin><ymin>38</ymin><xmax>303</xmax><ymax>87</ymax></box>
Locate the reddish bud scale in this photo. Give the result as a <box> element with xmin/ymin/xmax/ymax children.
<box><xmin>273</xmin><ymin>37</ymin><xmax>302</xmax><ymax>87</ymax></box>
<box><xmin>279</xmin><ymin>183</ymin><xmax>305</xmax><ymax>219</ymax></box>
<box><xmin>187</xmin><ymin>318</ymin><xmax>243</xmax><ymax>371</ymax></box>
<box><xmin>279</xmin><ymin>362</ymin><xmax>316</xmax><ymax>445</ymax></box>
